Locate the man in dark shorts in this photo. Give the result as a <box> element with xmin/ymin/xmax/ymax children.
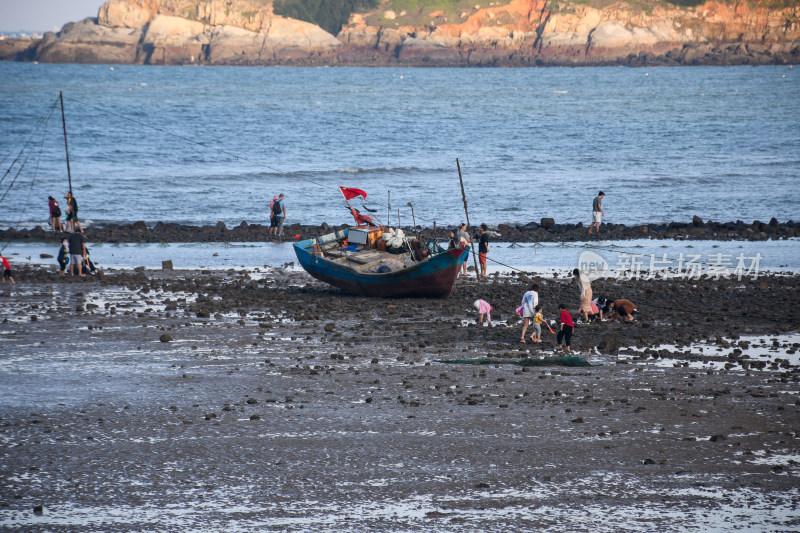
<box><xmin>478</xmin><ymin>223</ymin><xmax>489</xmax><ymax>278</ymax></box>
<box><xmin>67</xmin><ymin>230</ymin><xmax>87</xmax><ymax>277</ymax></box>
<box><xmin>65</xmin><ymin>192</ymin><xmax>83</xmax><ymax>233</ymax></box>
<box><xmin>269</xmin><ymin>195</ymin><xmax>279</xmax><ymax>234</ymax></box>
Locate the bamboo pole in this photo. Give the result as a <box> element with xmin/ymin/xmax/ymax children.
<box><xmin>59</xmin><ymin>91</ymin><xmax>73</xmax><ymax>195</ymax></box>
<box><xmin>456</xmin><ymin>158</ymin><xmax>480</xmax><ymax>280</ymax></box>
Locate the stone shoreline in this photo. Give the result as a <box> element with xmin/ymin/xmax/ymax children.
<box><xmin>2</xmin><ymin>216</ymin><xmax>798</xmax><ymax>244</ymax></box>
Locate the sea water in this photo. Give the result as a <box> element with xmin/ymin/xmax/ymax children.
<box><xmin>5</xmin><ymin>238</ymin><xmax>798</xmax><ymax>274</ymax></box>
<box><xmin>0</xmin><ymin>63</ymin><xmax>798</xmax><ymax>230</ymax></box>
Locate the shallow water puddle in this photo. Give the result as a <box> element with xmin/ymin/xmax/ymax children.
<box><xmin>619</xmin><ymin>332</ymin><xmax>800</xmax><ymax>371</ymax></box>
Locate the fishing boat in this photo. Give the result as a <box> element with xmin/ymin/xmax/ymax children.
<box><xmin>293</xmin><ymin>188</ymin><xmax>469</xmax><ymax>298</ymax></box>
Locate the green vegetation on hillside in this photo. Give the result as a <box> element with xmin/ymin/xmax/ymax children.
<box><xmin>356</xmin><ymin>0</ymin><xmax>800</xmax><ymax>28</ymax></box>
<box><xmin>273</xmin><ymin>0</ymin><xmax>378</xmax><ymax>35</ymax></box>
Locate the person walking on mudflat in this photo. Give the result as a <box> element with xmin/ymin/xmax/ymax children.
<box><xmin>478</xmin><ymin>223</ymin><xmax>489</xmax><ymax>278</ymax></box>
<box><xmin>519</xmin><ymin>283</ymin><xmax>539</xmax><ymax>343</ymax></box>
<box><xmin>1</xmin><ymin>256</ymin><xmax>15</xmax><ymax>284</ymax></box>
<box><xmin>589</xmin><ymin>191</ymin><xmax>604</xmax><ymax>234</ymax></box>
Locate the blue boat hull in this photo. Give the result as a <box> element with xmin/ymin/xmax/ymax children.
<box><xmin>293</xmin><ymin>229</ymin><xmax>468</xmax><ymax>298</ymax></box>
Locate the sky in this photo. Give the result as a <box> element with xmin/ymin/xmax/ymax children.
<box><xmin>0</xmin><ymin>0</ymin><xmax>104</xmax><ymax>32</ymax></box>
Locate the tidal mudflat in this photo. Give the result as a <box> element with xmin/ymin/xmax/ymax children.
<box><xmin>1</xmin><ymin>265</ymin><xmax>798</xmax><ymax>531</ymax></box>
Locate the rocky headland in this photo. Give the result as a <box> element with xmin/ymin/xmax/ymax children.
<box><xmin>1</xmin><ymin>216</ymin><xmax>798</xmax><ymax>243</ymax></box>
<box><xmin>1</xmin><ymin>0</ymin><xmax>799</xmax><ymax>67</ymax></box>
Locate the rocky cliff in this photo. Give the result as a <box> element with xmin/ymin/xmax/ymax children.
<box><xmin>2</xmin><ymin>0</ymin><xmax>799</xmax><ymax>66</ymax></box>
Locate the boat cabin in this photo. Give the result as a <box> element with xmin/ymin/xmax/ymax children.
<box><xmin>309</xmin><ymin>226</ymin><xmax>428</xmax><ymax>274</ymax></box>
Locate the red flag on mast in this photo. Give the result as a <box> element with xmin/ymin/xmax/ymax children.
<box><xmin>350</xmin><ymin>206</ymin><xmax>374</xmax><ymax>225</ymax></box>
<box><xmin>339</xmin><ymin>187</ymin><xmax>367</xmax><ymax>201</ymax></box>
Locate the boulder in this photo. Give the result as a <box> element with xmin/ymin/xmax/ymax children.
<box><xmin>397</xmin><ymin>37</ymin><xmax>464</xmax><ymax>66</ymax></box>
<box><xmin>36</xmin><ymin>19</ymin><xmax>142</xmax><ymax>63</ymax></box>
<box><xmin>138</xmin><ymin>15</ymin><xmax>207</xmax><ymax>64</ymax></box>
<box><xmin>0</xmin><ymin>36</ymin><xmax>37</xmax><ymax>60</ymax></box>
<box><xmin>264</xmin><ymin>17</ymin><xmax>340</xmax><ymax>48</ymax></box>
<box><xmin>540</xmin><ymin>217</ymin><xmax>555</xmax><ymax>230</ymax></box>
<box><xmin>692</xmin><ymin>215</ymin><xmax>704</xmax><ymax>227</ymax></box>
<box><xmin>205</xmin><ymin>25</ymin><xmax>265</xmax><ymax>64</ymax></box>
<box><xmin>98</xmin><ymin>0</ymin><xmax>157</xmax><ymax>28</ymax></box>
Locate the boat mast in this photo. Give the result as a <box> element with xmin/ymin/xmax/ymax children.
<box><xmin>59</xmin><ymin>91</ymin><xmax>73</xmax><ymax>195</ymax></box>
<box><xmin>456</xmin><ymin>158</ymin><xmax>480</xmax><ymax>281</ymax></box>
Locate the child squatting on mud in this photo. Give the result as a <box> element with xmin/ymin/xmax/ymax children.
<box><xmin>557</xmin><ymin>303</ymin><xmax>574</xmax><ymax>354</ymax></box>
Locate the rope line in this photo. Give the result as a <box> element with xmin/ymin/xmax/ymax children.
<box><xmin>0</xmin><ymin>98</ymin><xmax>59</xmax><ymax>189</ymax></box>
<box><xmin>1</xmin><ymin>104</ymin><xmax>56</xmax><ymax>253</ymax></box>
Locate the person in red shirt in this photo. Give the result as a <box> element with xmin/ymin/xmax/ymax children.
<box><xmin>557</xmin><ymin>303</ymin><xmax>574</xmax><ymax>354</ymax></box>
<box><xmin>1</xmin><ymin>256</ymin><xmax>15</xmax><ymax>284</ymax></box>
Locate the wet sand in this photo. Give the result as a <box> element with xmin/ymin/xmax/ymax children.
<box><xmin>1</xmin><ymin>265</ymin><xmax>798</xmax><ymax>530</ymax></box>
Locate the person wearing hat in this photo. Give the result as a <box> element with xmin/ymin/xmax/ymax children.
<box><xmin>64</xmin><ymin>192</ymin><xmax>82</xmax><ymax>233</ymax></box>
<box><xmin>473</xmin><ymin>299</ymin><xmax>493</xmax><ymax>326</ymax></box>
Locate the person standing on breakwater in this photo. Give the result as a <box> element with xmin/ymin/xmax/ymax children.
<box><xmin>67</xmin><ymin>229</ymin><xmax>87</xmax><ymax>277</ymax></box>
<box><xmin>274</xmin><ymin>193</ymin><xmax>286</xmax><ymax>238</ymax></box>
<box><xmin>48</xmin><ymin>196</ymin><xmax>63</xmax><ymax>233</ymax></box>
<box><xmin>269</xmin><ymin>195</ymin><xmax>279</xmax><ymax>235</ymax></box>
<box><xmin>1</xmin><ymin>256</ymin><xmax>15</xmax><ymax>284</ymax></box>
<box><xmin>519</xmin><ymin>283</ymin><xmax>539</xmax><ymax>343</ymax></box>
<box><xmin>57</xmin><ymin>238</ymin><xmax>69</xmax><ymax>276</ymax></box>
<box><xmin>589</xmin><ymin>191</ymin><xmax>605</xmax><ymax>234</ymax></box>
<box><xmin>573</xmin><ymin>268</ymin><xmax>593</xmax><ymax>323</ymax></box>
<box><xmin>556</xmin><ymin>304</ymin><xmax>574</xmax><ymax>354</ymax></box>
<box><xmin>64</xmin><ymin>192</ymin><xmax>83</xmax><ymax>233</ymax></box>
<box><xmin>478</xmin><ymin>223</ymin><xmax>489</xmax><ymax>278</ymax></box>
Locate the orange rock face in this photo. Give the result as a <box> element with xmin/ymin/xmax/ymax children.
<box><xmin>2</xmin><ymin>0</ymin><xmax>799</xmax><ymax>66</ymax></box>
